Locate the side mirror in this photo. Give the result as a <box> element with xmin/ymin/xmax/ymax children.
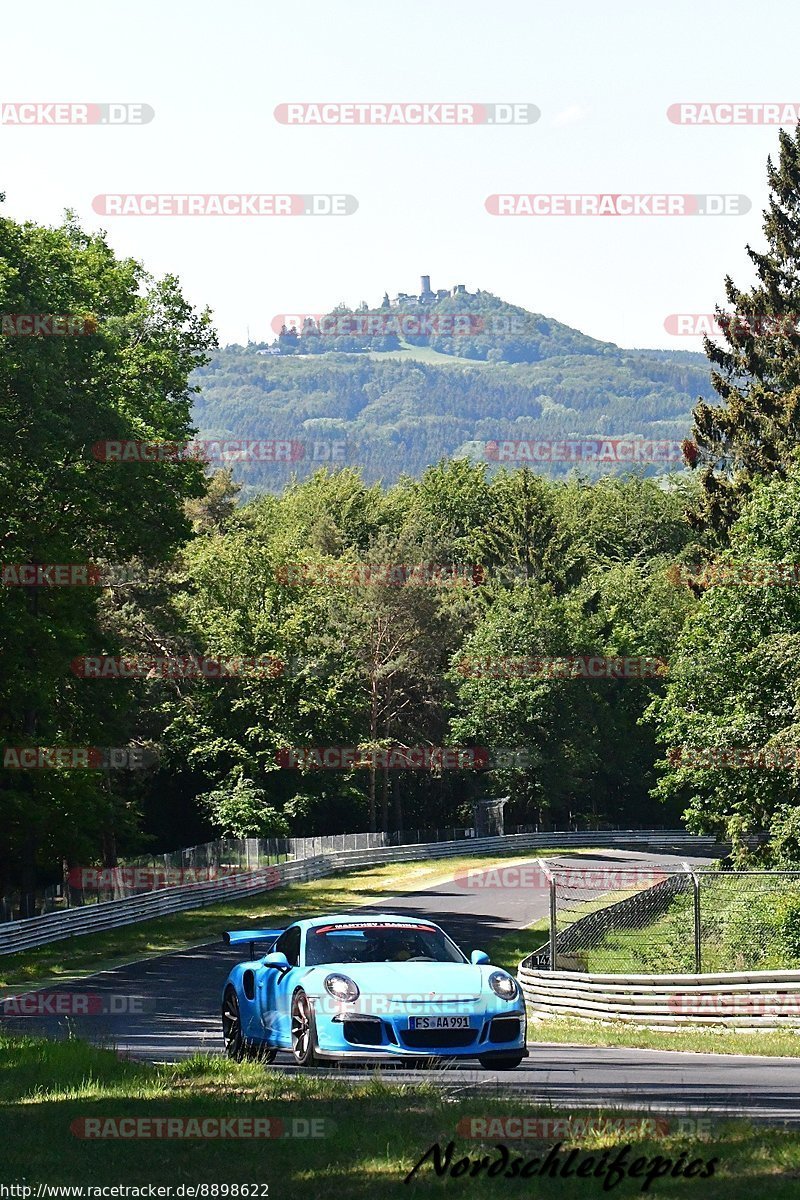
<box><xmin>470</xmin><ymin>950</ymin><xmax>490</xmax><ymax>965</ymax></box>
<box><xmin>263</xmin><ymin>951</ymin><xmax>291</xmax><ymax>972</ymax></box>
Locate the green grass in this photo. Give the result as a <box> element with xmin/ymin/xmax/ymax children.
<box><xmin>0</xmin><ymin>850</ymin><xmax>579</xmax><ymax>990</ymax></box>
<box><xmin>561</xmin><ymin>879</ymin><xmax>719</xmax><ymax>975</ymax></box>
<box><xmin>583</xmin><ymin>889</ymin><xmax>699</xmax><ymax>975</ymax></box>
<box><xmin>585</xmin><ymin>912</ymin><xmax>691</xmax><ymax>974</ymax></box>
<box><xmin>3</xmin><ymin>1032</ymin><xmax>800</xmax><ymax>1197</ymax></box>
<box><xmin>365</xmin><ymin>341</ymin><xmax>492</xmax><ymax>366</ymax></box>
<box><xmin>487</xmin><ymin>918</ymin><xmax>549</xmax><ymax>973</ymax></box>
<box><xmin>491</xmin><ymin>922</ymin><xmax>800</xmax><ymax>1058</ymax></box>
<box><xmin>582</xmin><ymin>876</ymin><xmax>800</xmax><ymax>976</ymax></box>
<box><xmin>529</xmin><ymin>1016</ymin><xmax>800</xmax><ymax>1058</ymax></box>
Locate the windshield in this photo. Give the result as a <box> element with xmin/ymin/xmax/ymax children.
<box><xmin>304</xmin><ymin>921</ymin><xmax>466</xmax><ymax>965</ymax></box>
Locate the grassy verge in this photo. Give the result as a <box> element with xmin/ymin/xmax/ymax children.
<box><xmin>2</xmin><ymin>1032</ymin><xmax>799</xmax><ymax>1197</ymax></box>
<box><xmin>583</xmin><ymin>875</ymin><xmax>800</xmax><ymax>976</ymax></box>
<box><xmin>584</xmin><ymin>890</ymin><xmax>698</xmax><ymax>974</ymax></box>
<box><xmin>528</xmin><ymin>1016</ymin><xmax>800</xmax><ymax>1058</ymax></box>
<box><xmin>0</xmin><ymin>850</ymin><xmax>581</xmax><ymax>989</ymax></box>
<box><xmin>491</xmin><ymin>924</ymin><xmax>799</xmax><ymax>1057</ymax></box>
<box><xmin>487</xmin><ymin>918</ymin><xmax>549</xmax><ymax>973</ymax></box>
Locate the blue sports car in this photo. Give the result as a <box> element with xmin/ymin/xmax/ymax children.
<box><xmin>220</xmin><ymin>914</ymin><xmax>527</xmax><ymax>1069</ymax></box>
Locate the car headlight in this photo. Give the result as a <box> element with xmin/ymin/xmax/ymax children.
<box><xmin>324</xmin><ymin>973</ymin><xmax>360</xmax><ymax>1002</ymax></box>
<box><xmin>488</xmin><ymin>971</ymin><xmax>519</xmax><ymax>1001</ymax></box>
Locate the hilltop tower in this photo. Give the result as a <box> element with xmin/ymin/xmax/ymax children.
<box><xmin>420</xmin><ymin>275</ymin><xmax>433</xmax><ymax>299</ymax></box>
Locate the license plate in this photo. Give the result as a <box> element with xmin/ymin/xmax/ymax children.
<box><xmin>409</xmin><ymin>1015</ymin><xmax>470</xmax><ymax>1030</ymax></box>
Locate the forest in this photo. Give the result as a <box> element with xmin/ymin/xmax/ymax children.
<box><xmin>5</xmin><ymin>127</ymin><xmax>800</xmax><ymax>901</ymax></box>
<box><xmin>193</xmin><ymin>342</ymin><xmax>715</xmax><ymax>490</ymax></box>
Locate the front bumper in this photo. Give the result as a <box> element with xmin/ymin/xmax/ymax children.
<box><xmin>312</xmin><ymin>1002</ymin><xmax>527</xmax><ymax>1060</ymax></box>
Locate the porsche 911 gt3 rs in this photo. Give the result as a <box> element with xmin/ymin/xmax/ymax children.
<box><xmin>221</xmin><ymin>914</ymin><xmax>527</xmax><ymax>1068</ymax></box>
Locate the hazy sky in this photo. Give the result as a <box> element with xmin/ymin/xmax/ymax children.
<box><xmin>2</xmin><ymin>1</ymin><xmax>797</xmax><ymax>349</ymax></box>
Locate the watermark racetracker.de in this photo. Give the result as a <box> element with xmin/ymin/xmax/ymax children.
<box><xmin>0</xmin><ymin>102</ymin><xmax>154</xmax><ymax>125</ymax></box>
<box><xmin>0</xmin><ymin>990</ymin><xmax>154</xmax><ymax>1017</ymax></box>
<box><xmin>666</xmin><ymin>560</ymin><xmax>800</xmax><ymax>588</ymax></box>
<box><xmin>485</xmin><ymin>439</ymin><xmax>683</xmax><ymax>465</ymax></box>
<box><xmin>0</xmin><ymin>313</ymin><xmax>97</xmax><ymax>335</ymax></box>
<box><xmin>455</xmin><ymin>655</ymin><xmax>667</xmax><ymax>680</ymax></box>
<box><xmin>68</xmin><ymin>653</ymin><xmax>332</xmax><ymax>681</ymax></box>
<box><xmin>92</xmin><ymin>194</ymin><xmax>357</xmax><ymax>216</ymax></box>
<box><xmin>275</xmin><ymin>746</ymin><xmax>489</xmax><ymax>770</ymax></box>
<box><xmin>273</xmin><ymin>312</ymin><xmax>488</xmax><ymax>337</ymax></box>
<box><xmin>69</xmin><ymin>655</ymin><xmax>285</xmax><ymax>680</ymax></box>
<box><xmin>485</xmin><ymin>193</ymin><xmax>750</xmax><ymax>217</ymax></box>
<box><xmin>70</xmin><ymin>1116</ymin><xmax>331</xmax><ymax>1139</ymax></box>
<box><xmin>667</xmin><ymin>746</ymin><xmax>800</xmax><ymax>771</ymax></box>
<box><xmin>66</xmin><ymin>865</ymin><xmax>281</xmax><ymax>891</ymax></box>
<box><xmin>1</xmin><ymin>564</ymin><xmax>113</xmax><ymax>586</ymax></box>
<box><xmin>667</xmin><ymin>102</ymin><xmax>800</xmax><ymax>125</ymax></box>
<box><xmin>664</xmin><ymin>313</ymin><xmax>800</xmax><ymax>338</ymax></box>
<box><xmin>273</xmin><ymin>312</ymin><xmax>573</xmax><ymax>339</ymax></box>
<box><xmin>455</xmin><ymin>1114</ymin><xmax>716</xmax><ymax>1139</ymax></box>
<box><xmin>1</xmin><ymin>562</ymin><xmax>189</xmax><ymax>588</ymax></box>
<box><xmin>90</xmin><ymin>439</ymin><xmax>347</xmax><ymax>464</ymax></box>
<box><xmin>274</xmin><ymin>102</ymin><xmax>539</xmax><ymax>125</ymax></box>
<box><xmin>454</xmin><ymin>864</ymin><xmax>667</xmax><ymax>890</ymax></box>
<box><xmin>668</xmin><ymin>993</ymin><xmax>800</xmax><ymax>1019</ymax></box>
<box><xmin>274</xmin><ymin>746</ymin><xmax>530</xmax><ymax>771</ymax></box>
<box><xmin>2</xmin><ymin>746</ymin><xmax>158</xmax><ymax>770</ymax></box>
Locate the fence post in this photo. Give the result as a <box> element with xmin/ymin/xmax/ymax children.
<box><xmin>683</xmin><ymin>861</ymin><xmax>701</xmax><ymax>973</ymax></box>
<box><xmin>536</xmin><ymin>858</ymin><xmax>557</xmax><ymax>972</ymax></box>
<box><xmin>694</xmin><ymin>874</ymin><xmax>702</xmax><ymax>973</ymax></box>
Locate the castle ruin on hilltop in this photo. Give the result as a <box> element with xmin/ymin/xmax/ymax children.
<box><xmin>382</xmin><ymin>276</ymin><xmax>474</xmax><ymax>308</ymax></box>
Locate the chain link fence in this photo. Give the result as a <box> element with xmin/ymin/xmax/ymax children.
<box><xmin>0</xmin><ymin>836</ymin><xmax>293</xmax><ymax>921</ymax></box>
<box><xmin>532</xmin><ymin>863</ymin><xmax>800</xmax><ymax>974</ymax></box>
<box><xmin>1</xmin><ymin>823</ymin><xmax>518</xmax><ymax>921</ymax></box>
<box><xmin>0</xmin><ymin>821</ymin><xmax>685</xmax><ymax>922</ymax></box>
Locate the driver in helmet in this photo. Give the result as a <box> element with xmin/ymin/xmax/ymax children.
<box><xmin>388</xmin><ymin>931</ymin><xmax>420</xmax><ymax>961</ymax></box>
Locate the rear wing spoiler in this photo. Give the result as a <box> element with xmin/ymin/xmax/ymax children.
<box><xmin>223</xmin><ymin>929</ymin><xmax>283</xmax><ymax>957</ymax></box>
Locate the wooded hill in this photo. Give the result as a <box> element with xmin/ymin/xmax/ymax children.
<box><xmin>192</xmin><ymin>291</ymin><xmax>713</xmax><ymax>490</ymax></box>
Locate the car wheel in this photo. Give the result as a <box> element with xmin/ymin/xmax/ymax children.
<box><xmin>222</xmin><ymin>986</ymin><xmax>276</xmax><ymax>1063</ymax></box>
<box><xmin>290</xmin><ymin>989</ymin><xmax>319</xmax><ymax>1067</ymax></box>
<box><xmin>478</xmin><ymin>1054</ymin><xmax>525</xmax><ymax>1071</ymax></box>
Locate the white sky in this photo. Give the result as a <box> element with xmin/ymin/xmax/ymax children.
<box><xmin>1</xmin><ymin>0</ymin><xmax>796</xmax><ymax>350</ymax></box>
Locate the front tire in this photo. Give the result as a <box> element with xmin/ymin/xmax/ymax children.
<box><xmin>478</xmin><ymin>1054</ymin><xmax>524</xmax><ymax>1071</ymax></box>
<box><xmin>290</xmin><ymin>989</ymin><xmax>319</xmax><ymax>1067</ymax></box>
<box><xmin>222</xmin><ymin>986</ymin><xmax>277</xmax><ymax>1063</ymax></box>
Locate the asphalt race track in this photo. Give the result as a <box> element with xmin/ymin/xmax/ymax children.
<box><xmin>5</xmin><ymin>848</ymin><xmax>800</xmax><ymax>1123</ymax></box>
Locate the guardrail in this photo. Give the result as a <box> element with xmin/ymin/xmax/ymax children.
<box><xmin>517</xmin><ymin>965</ymin><xmax>800</xmax><ymax>1028</ymax></box>
<box><xmin>0</xmin><ymin>828</ymin><xmax>720</xmax><ymax>956</ymax></box>
<box><xmin>0</xmin><ymin>859</ymin><xmax>325</xmax><ymax>956</ymax></box>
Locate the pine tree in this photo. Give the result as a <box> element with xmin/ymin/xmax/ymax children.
<box><xmin>687</xmin><ymin>126</ymin><xmax>800</xmax><ymax>537</ymax></box>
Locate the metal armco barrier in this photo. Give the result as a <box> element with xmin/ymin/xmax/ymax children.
<box><xmin>517</xmin><ymin>966</ymin><xmax>800</xmax><ymax>1028</ymax></box>
<box><xmin>0</xmin><ymin>858</ymin><xmax>326</xmax><ymax>957</ymax></box>
<box><xmin>0</xmin><ymin>828</ymin><xmax>719</xmax><ymax>956</ymax></box>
